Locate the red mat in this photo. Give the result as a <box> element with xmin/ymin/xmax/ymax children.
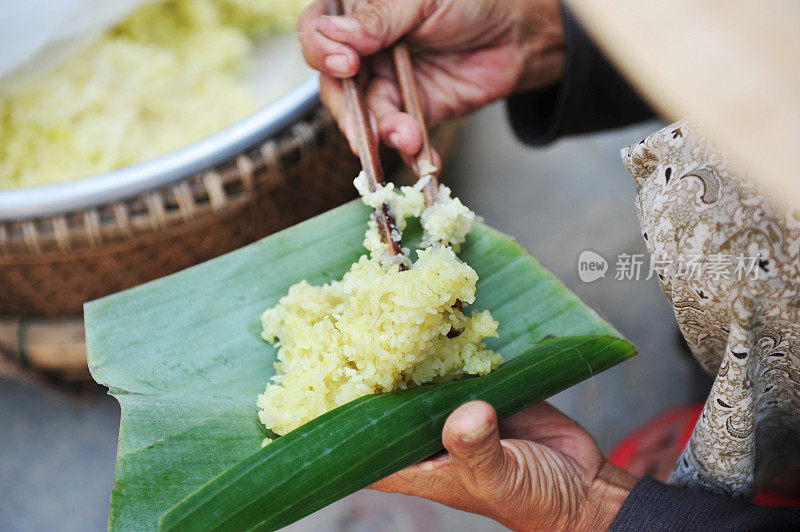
<box><xmin>608</xmin><ymin>402</ymin><xmax>800</xmax><ymax>506</ymax></box>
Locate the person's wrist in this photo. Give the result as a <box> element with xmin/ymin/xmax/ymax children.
<box><xmin>576</xmin><ymin>460</ymin><xmax>638</xmax><ymax>531</ymax></box>
<box><xmin>513</xmin><ymin>0</ymin><xmax>566</xmax><ymax>93</ymax></box>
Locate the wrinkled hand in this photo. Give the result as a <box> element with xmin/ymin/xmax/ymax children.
<box><xmin>298</xmin><ymin>0</ymin><xmax>565</xmax><ymax>161</ymax></box>
<box><xmin>371</xmin><ymin>401</ymin><xmax>638</xmax><ymax>531</ymax></box>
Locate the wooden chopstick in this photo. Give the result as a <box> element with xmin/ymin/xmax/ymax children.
<box><xmin>392</xmin><ymin>42</ymin><xmax>439</xmax><ymax>206</ymax></box>
<box><xmin>326</xmin><ymin>0</ymin><xmax>405</xmax><ymax>260</ymax></box>
<box><xmin>325</xmin><ymin>1</ymin><xmax>463</xmax><ymax>331</ymax></box>
<box><xmin>393</xmin><ymin>41</ymin><xmax>466</xmax><ymax>324</ymax></box>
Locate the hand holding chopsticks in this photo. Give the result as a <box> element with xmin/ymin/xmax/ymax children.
<box><xmin>325</xmin><ymin>0</ymin><xmax>442</xmax><ymax>254</ymax></box>
<box><xmin>325</xmin><ymin>0</ymin><xmax>463</xmax><ymax>325</ymax></box>
<box><xmin>325</xmin><ymin>0</ymin><xmax>406</xmax><ymax>260</ymax></box>
<box><xmin>305</xmin><ymin>0</ymin><xmax>565</xmax><ymax>170</ymax></box>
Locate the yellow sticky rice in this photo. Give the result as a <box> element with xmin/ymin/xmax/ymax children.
<box><xmin>0</xmin><ymin>0</ymin><xmax>310</xmax><ymax>189</ymax></box>
<box><xmin>257</xmin><ymin>172</ymin><xmax>501</xmax><ymax>438</ymax></box>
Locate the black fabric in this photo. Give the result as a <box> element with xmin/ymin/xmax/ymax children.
<box><xmin>507</xmin><ymin>6</ymin><xmax>654</xmax><ymax>145</ymax></box>
<box><xmin>609</xmin><ymin>477</ymin><xmax>800</xmax><ymax>531</ymax></box>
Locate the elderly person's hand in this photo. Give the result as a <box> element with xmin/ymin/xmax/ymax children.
<box><xmin>297</xmin><ymin>0</ymin><xmax>565</xmax><ymax>161</ymax></box>
<box><xmin>371</xmin><ymin>401</ymin><xmax>638</xmax><ymax>531</ymax></box>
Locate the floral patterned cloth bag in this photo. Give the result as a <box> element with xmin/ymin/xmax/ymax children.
<box><xmin>623</xmin><ymin>121</ymin><xmax>800</xmax><ymax>497</ymax></box>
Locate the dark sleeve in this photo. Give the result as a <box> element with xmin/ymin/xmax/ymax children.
<box><xmin>610</xmin><ymin>477</ymin><xmax>800</xmax><ymax>532</ymax></box>
<box><xmin>507</xmin><ymin>6</ymin><xmax>654</xmax><ymax>145</ymax></box>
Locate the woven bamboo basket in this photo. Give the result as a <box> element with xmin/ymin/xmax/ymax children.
<box><xmin>0</xmin><ymin>105</ymin><xmax>460</xmax><ymax>384</ymax></box>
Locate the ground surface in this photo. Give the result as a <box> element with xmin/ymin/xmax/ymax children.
<box><xmin>0</xmin><ymin>105</ymin><xmax>699</xmax><ymax>531</ymax></box>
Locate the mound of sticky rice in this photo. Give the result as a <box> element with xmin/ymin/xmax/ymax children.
<box><xmin>257</xmin><ymin>169</ymin><xmax>500</xmax><ymax>439</ymax></box>
<box><xmin>0</xmin><ymin>0</ymin><xmax>311</xmax><ymax>189</ymax></box>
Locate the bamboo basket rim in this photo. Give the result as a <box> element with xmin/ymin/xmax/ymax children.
<box><xmin>0</xmin><ymin>119</ymin><xmax>463</xmax><ymax>381</ymax></box>
<box><xmin>0</xmin><ymin>107</ymin><xmax>332</xmax><ymax>258</ymax></box>
<box><xmin>0</xmin><ymin>75</ymin><xmax>320</xmax><ymax>221</ymax></box>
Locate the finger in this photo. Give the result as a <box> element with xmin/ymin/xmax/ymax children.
<box><xmin>429</xmin><ymin>147</ymin><xmax>442</xmax><ymax>171</ymax></box>
<box><xmin>321</xmin><ymin>74</ymin><xmax>380</xmax><ymax>155</ymax></box>
<box><xmin>499</xmin><ymin>401</ymin><xmax>601</xmax><ymax>471</ymax></box>
<box><xmin>368</xmin><ymin>452</ymin><xmax>450</xmax><ymax>494</ymax></box>
<box><xmin>316</xmin><ymin>0</ymin><xmax>435</xmax><ymax>56</ymax></box>
<box><xmin>443</xmin><ymin>401</ymin><xmax>510</xmax><ymax>486</ymax></box>
<box><xmin>397</xmin><ymin>151</ymin><xmax>439</xmax><ymax>176</ymax></box>
<box><xmin>320</xmin><ymin>74</ymin><xmax>358</xmax><ymax>154</ymax></box>
<box><xmin>299</xmin><ymin>1</ymin><xmax>360</xmax><ymax>77</ymax></box>
<box><xmin>499</xmin><ymin>401</ymin><xmax>580</xmax><ymax>441</ymax></box>
<box><xmin>369</xmin><ymin>453</ymin><xmax>482</xmax><ymax>513</ymax></box>
<box><xmin>366</xmin><ymin>56</ymin><xmax>444</xmax><ymax>169</ymax></box>
<box><xmin>396</xmin><ymin>126</ymin><xmax>442</xmax><ymax>176</ymax></box>
<box><xmin>365</xmin><ymin>77</ymin><xmax>423</xmax><ymax>156</ymax></box>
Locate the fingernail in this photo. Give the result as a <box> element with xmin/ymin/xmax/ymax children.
<box><xmin>324</xmin><ymin>54</ymin><xmax>352</xmax><ymax>75</ymax></box>
<box><xmin>388</xmin><ymin>132</ymin><xmax>400</xmax><ymax>147</ymax></box>
<box><xmin>461</xmin><ymin>422</ymin><xmax>493</xmax><ymax>443</ymax></box>
<box><xmin>324</xmin><ymin>15</ymin><xmax>361</xmax><ymax>34</ymax></box>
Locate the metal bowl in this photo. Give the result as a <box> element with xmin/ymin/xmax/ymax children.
<box><xmin>0</xmin><ymin>74</ymin><xmax>320</xmax><ymax>221</ymax></box>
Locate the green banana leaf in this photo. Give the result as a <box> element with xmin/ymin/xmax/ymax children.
<box><xmin>86</xmin><ymin>199</ymin><xmax>630</xmax><ymax>531</ymax></box>
<box><xmin>160</xmin><ymin>335</ymin><xmax>633</xmax><ymax>531</ymax></box>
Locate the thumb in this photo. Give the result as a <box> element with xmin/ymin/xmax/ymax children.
<box><xmin>443</xmin><ymin>401</ymin><xmax>511</xmax><ymax>487</ymax></box>
<box><xmin>317</xmin><ymin>0</ymin><xmax>434</xmax><ymax>56</ymax></box>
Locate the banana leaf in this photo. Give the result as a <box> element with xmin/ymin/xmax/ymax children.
<box><xmin>160</xmin><ymin>335</ymin><xmax>633</xmax><ymax>531</ymax></box>
<box><xmin>86</xmin><ymin>199</ymin><xmax>631</xmax><ymax>531</ymax></box>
